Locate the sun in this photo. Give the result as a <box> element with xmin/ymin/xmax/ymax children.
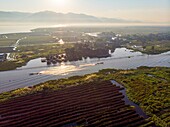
<box><xmin>56</xmin><ymin>0</ymin><xmax>66</xmax><ymax>6</ymax></box>
<box><xmin>52</xmin><ymin>0</ymin><xmax>67</xmax><ymax>7</ymax></box>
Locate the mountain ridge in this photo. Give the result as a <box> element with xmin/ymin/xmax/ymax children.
<box><xmin>0</xmin><ymin>10</ymin><xmax>142</xmax><ymax>23</ymax></box>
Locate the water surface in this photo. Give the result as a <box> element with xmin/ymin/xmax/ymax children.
<box><xmin>0</xmin><ymin>48</ymin><xmax>169</xmax><ymax>93</ymax></box>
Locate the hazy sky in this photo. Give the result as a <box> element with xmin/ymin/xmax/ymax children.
<box><xmin>0</xmin><ymin>0</ymin><xmax>170</xmax><ymax>23</ymax></box>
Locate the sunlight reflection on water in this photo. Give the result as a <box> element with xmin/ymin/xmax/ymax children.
<box><xmin>40</xmin><ymin>63</ymin><xmax>96</xmax><ymax>75</ymax></box>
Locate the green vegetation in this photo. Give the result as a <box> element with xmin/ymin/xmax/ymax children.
<box><xmin>17</xmin><ymin>43</ymin><xmax>73</xmax><ymax>57</ymax></box>
<box><xmin>0</xmin><ymin>43</ymin><xmax>73</xmax><ymax>71</ymax></box>
<box><xmin>0</xmin><ymin>67</ymin><xmax>169</xmax><ymax>126</ymax></box>
<box><xmin>0</xmin><ymin>61</ymin><xmax>20</xmax><ymax>71</ymax></box>
<box><xmin>0</xmin><ymin>30</ymin><xmax>81</xmax><ymax>71</ymax></box>
<box><xmin>33</xmin><ymin>26</ymin><xmax>170</xmax><ymax>35</ymax></box>
<box><xmin>0</xmin><ymin>33</ymin><xmax>60</xmax><ymax>47</ymax></box>
<box><xmin>0</xmin><ymin>39</ymin><xmax>16</xmax><ymax>47</ymax></box>
<box><xmin>127</xmin><ymin>40</ymin><xmax>170</xmax><ymax>54</ymax></box>
<box><xmin>0</xmin><ymin>28</ymin><xmax>170</xmax><ymax>72</ymax></box>
<box><xmin>0</xmin><ymin>33</ymin><xmax>27</xmax><ymax>47</ymax></box>
<box><xmin>18</xmin><ymin>35</ymin><xmax>58</xmax><ymax>46</ymax></box>
<box><xmin>125</xmin><ymin>33</ymin><xmax>170</xmax><ymax>54</ymax></box>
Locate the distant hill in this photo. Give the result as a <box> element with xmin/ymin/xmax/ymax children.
<box><xmin>0</xmin><ymin>10</ymin><xmax>141</xmax><ymax>23</ymax></box>
<box><xmin>0</xmin><ymin>11</ymin><xmax>31</xmax><ymax>21</ymax></box>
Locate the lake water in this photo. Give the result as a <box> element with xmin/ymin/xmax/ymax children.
<box><xmin>0</xmin><ymin>23</ymin><xmax>67</xmax><ymax>34</ymax></box>
<box><xmin>0</xmin><ymin>48</ymin><xmax>170</xmax><ymax>93</ymax></box>
<box><xmin>0</xmin><ymin>22</ymin><xmax>170</xmax><ymax>34</ymax></box>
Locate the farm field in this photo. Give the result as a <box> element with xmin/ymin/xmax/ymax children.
<box><xmin>0</xmin><ymin>81</ymin><xmax>153</xmax><ymax>127</ymax></box>
<box><xmin>0</xmin><ymin>67</ymin><xmax>169</xmax><ymax>126</ymax></box>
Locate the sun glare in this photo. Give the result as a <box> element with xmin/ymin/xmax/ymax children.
<box><xmin>52</xmin><ymin>0</ymin><xmax>67</xmax><ymax>7</ymax></box>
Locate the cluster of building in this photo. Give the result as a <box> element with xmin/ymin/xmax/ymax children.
<box><xmin>41</xmin><ymin>54</ymin><xmax>67</xmax><ymax>65</ymax></box>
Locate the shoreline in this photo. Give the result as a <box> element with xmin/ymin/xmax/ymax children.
<box><xmin>1</xmin><ymin>48</ymin><xmax>170</xmax><ymax>72</ymax></box>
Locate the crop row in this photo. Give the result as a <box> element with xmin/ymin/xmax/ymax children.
<box><xmin>0</xmin><ymin>81</ymin><xmax>150</xmax><ymax>127</ymax></box>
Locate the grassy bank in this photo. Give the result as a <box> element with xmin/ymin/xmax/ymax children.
<box><xmin>126</xmin><ymin>43</ymin><xmax>170</xmax><ymax>55</ymax></box>
<box><xmin>0</xmin><ymin>43</ymin><xmax>73</xmax><ymax>71</ymax></box>
<box><xmin>125</xmin><ymin>34</ymin><xmax>170</xmax><ymax>55</ymax></box>
<box><xmin>0</xmin><ymin>67</ymin><xmax>169</xmax><ymax>126</ymax></box>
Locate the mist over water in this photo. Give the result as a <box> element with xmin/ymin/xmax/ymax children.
<box><xmin>0</xmin><ymin>22</ymin><xmax>170</xmax><ymax>34</ymax></box>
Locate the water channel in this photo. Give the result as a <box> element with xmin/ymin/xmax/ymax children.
<box><xmin>0</xmin><ymin>48</ymin><xmax>170</xmax><ymax>93</ymax></box>
<box><xmin>111</xmin><ymin>80</ymin><xmax>148</xmax><ymax>118</ymax></box>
